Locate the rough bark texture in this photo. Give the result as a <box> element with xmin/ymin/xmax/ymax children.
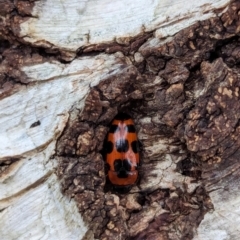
<box><xmin>54</xmin><ymin>1</ymin><xmax>240</xmax><ymax>239</ymax></box>
<box><xmin>1</xmin><ymin>0</ymin><xmax>240</xmax><ymax>240</ymax></box>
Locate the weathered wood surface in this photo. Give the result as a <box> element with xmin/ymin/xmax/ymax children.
<box><xmin>1</xmin><ymin>0</ymin><xmax>240</xmax><ymax>239</ymax></box>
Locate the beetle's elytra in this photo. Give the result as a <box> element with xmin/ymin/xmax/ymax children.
<box><xmin>105</xmin><ymin>113</ymin><xmax>139</xmax><ymax>192</ymax></box>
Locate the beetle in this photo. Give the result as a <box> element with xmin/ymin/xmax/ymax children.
<box><xmin>105</xmin><ymin>112</ymin><xmax>140</xmax><ymax>192</ymax></box>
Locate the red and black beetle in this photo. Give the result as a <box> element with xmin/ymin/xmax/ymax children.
<box><xmin>105</xmin><ymin>113</ymin><xmax>140</xmax><ymax>191</ymax></box>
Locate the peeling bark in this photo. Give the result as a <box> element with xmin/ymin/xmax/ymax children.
<box><xmin>1</xmin><ymin>0</ymin><xmax>240</xmax><ymax>240</ymax></box>
<box><xmin>55</xmin><ymin>1</ymin><xmax>240</xmax><ymax>239</ymax></box>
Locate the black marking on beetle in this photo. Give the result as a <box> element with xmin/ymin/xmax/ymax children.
<box><xmin>131</xmin><ymin>140</ymin><xmax>139</xmax><ymax>153</ymax></box>
<box><xmin>126</xmin><ymin>124</ymin><xmax>136</xmax><ymax>133</ymax></box>
<box><xmin>106</xmin><ymin>141</ymin><xmax>114</xmax><ymax>154</ymax></box>
<box><xmin>117</xmin><ymin>170</ymin><xmax>128</xmax><ymax>179</ymax></box>
<box><xmin>30</xmin><ymin>120</ymin><xmax>41</xmax><ymax>128</ymax></box>
<box><xmin>114</xmin><ymin>159</ymin><xmax>132</xmax><ymax>178</ymax></box>
<box><xmin>116</xmin><ymin>139</ymin><xmax>129</xmax><ymax>152</ymax></box>
<box><xmin>114</xmin><ymin>113</ymin><xmax>131</xmax><ymax>121</ymax></box>
<box><xmin>136</xmin><ymin>162</ymin><xmax>140</xmax><ymax>170</ymax></box>
<box><xmin>105</xmin><ymin>163</ymin><xmax>111</xmax><ymax>172</ymax></box>
<box><xmin>109</xmin><ymin>124</ymin><xmax>119</xmax><ymax>133</ymax></box>
<box><xmin>114</xmin><ymin>159</ymin><xmax>123</xmax><ymax>172</ymax></box>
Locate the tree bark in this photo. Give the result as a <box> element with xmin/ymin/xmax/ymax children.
<box><xmin>1</xmin><ymin>0</ymin><xmax>240</xmax><ymax>239</ymax></box>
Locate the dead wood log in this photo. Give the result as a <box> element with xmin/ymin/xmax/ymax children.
<box><xmin>1</xmin><ymin>0</ymin><xmax>240</xmax><ymax>240</ymax></box>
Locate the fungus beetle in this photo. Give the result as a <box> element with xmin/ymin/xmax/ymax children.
<box><xmin>105</xmin><ymin>113</ymin><xmax>140</xmax><ymax>192</ymax></box>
